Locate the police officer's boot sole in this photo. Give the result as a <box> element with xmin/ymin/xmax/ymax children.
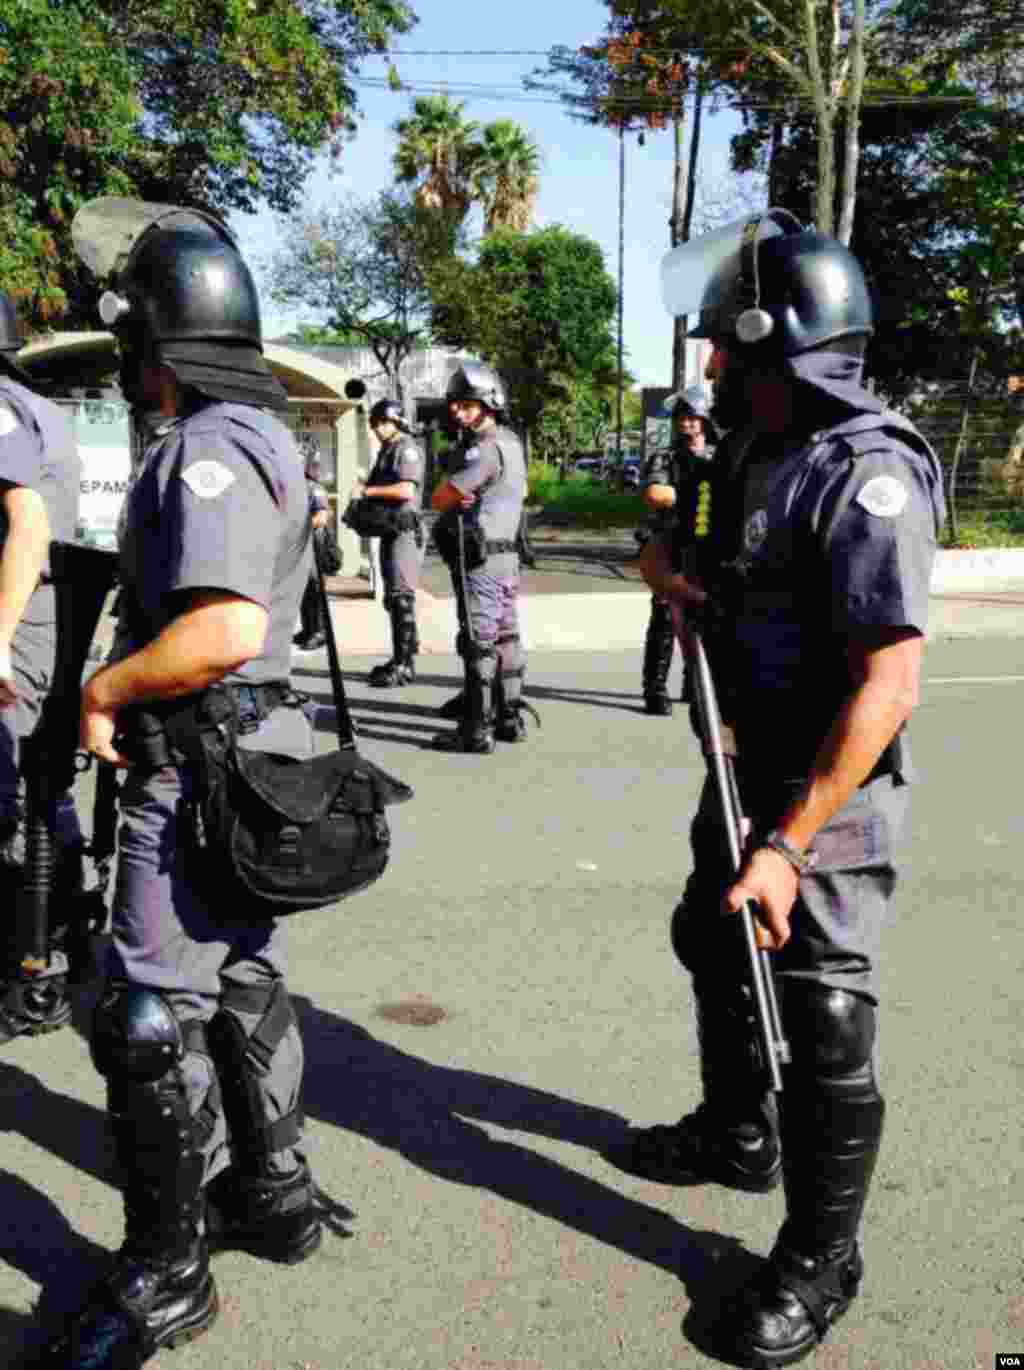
<box><xmin>717</xmin><ymin>1242</ymin><xmax>863</xmax><ymax>1368</ymax></box>
<box><xmin>205</xmin><ymin>1163</ymin><xmax>323</xmax><ymax>1266</ymax></box>
<box><xmin>430</xmin><ymin>727</ymin><xmax>495</xmax><ymax>754</ymax></box>
<box><xmin>494</xmin><ymin>712</ymin><xmax>527</xmax><ymax>743</ymax></box>
<box><xmin>616</xmin><ymin>1106</ymin><xmax>781</xmax><ymax>1193</ymax></box>
<box><xmin>35</xmin><ymin>1253</ymin><xmax>219</xmax><ymax>1367</ymax></box>
<box><xmin>367</xmin><ymin>661</ymin><xmax>415</xmax><ymax>688</ymax></box>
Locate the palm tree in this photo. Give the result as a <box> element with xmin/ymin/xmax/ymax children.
<box><xmin>473</xmin><ymin>120</ymin><xmax>542</xmax><ymax>234</ymax></box>
<box><xmin>392</xmin><ymin>94</ymin><xmax>480</xmax><ymax>233</ymax></box>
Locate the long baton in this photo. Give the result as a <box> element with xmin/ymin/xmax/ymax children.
<box><xmin>687</xmin><ymin>628</ymin><xmax>790</xmax><ymax>1092</ymax></box>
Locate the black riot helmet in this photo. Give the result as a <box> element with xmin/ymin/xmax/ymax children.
<box><xmin>662</xmin><ymin>385</ymin><xmax>720</xmax><ymax>442</ymax></box>
<box><xmin>446</xmin><ymin>361</ymin><xmax>507</xmax><ymax>416</ymax></box>
<box><xmin>71</xmin><ymin>197</ymin><xmax>287</xmax><ymax>410</ymax></box>
<box><xmin>689</xmin><ymin>212</ymin><xmax>873</xmax><ymax>357</ymax></box>
<box><xmin>369</xmin><ymin>398</ymin><xmax>413</xmax><ymax>433</ymax></box>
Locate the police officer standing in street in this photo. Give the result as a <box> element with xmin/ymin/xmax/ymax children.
<box><xmin>37</xmin><ymin>198</ymin><xmax>322</xmax><ymax>1369</ymax></box>
<box><xmin>630</xmin><ymin>212</ymin><xmax>945</xmax><ymax>1366</ymax></box>
<box><xmin>431</xmin><ymin>363</ymin><xmax>528</xmax><ymax>753</ymax></box>
<box><xmin>359</xmin><ymin>397</ymin><xmax>423</xmax><ymax>687</ymax></box>
<box><xmin>0</xmin><ymin>290</ymin><xmax>83</xmax><ymax>1043</ymax></box>
<box><xmin>293</xmin><ymin>441</ymin><xmax>330</xmax><ymax>651</ymax></box>
<box><xmin>639</xmin><ymin>385</ymin><xmax>718</xmax><ymax>715</ymax></box>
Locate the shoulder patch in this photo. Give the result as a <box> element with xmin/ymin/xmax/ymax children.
<box><xmin>855</xmin><ymin>474</ymin><xmax>908</xmax><ymax>518</ymax></box>
<box><xmin>181</xmin><ymin>460</ymin><xmax>237</xmax><ymax>500</ymax></box>
<box><xmin>0</xmin><ymin>402</ymin><xmax>19</xmax><ymax>437</ymax></box>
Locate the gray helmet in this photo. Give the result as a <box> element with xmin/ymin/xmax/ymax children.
<box><xmin>690</xmin><ymin>211</ymin><xmax>874</xmax><ymax>356</ymax></box>
<box><xmin>662</xmin><ymin>385</ymin><xmax>719</xmax><ymax>440</ymax></box>
<box><xmin>71</xmin><ymin>197</ymin><xmax>287</xmax><ymax>410</ymax></box>
<box><xmin>369</xmin><ymin>398</ymin><xmax>412</xmax><ymax>433</ymax></box>
<box><xmin>446</xmin><ymin>361</ymin><xmax>506</xmax><ymax>414</ymax></box>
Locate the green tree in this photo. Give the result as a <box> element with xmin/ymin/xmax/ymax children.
<box><xmin>266</xmin><ymin>191</ymin><xmax>452</xmax><ymax>407</ymax></box>
<box><xmin>472</xmin><ymin>120</ymin><xmax>542</xmax><ymax>235</ymax></box>
<box><xmin>392</xmin><ymin>94</ymin><xmax>480</xmax><ymax>238</ymax></box>
<box><xmin>429</xmin><ymin>226</ymin><xmax>619</xmax><ymax>458</ymax></box>
<box><xmin>0</xmin><ymin>0</ymin><xmax>417</xmax><ymax>332</ymax></box>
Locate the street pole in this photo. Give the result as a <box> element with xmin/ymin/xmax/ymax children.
<box><xmin>616</xmin><ymin>120</ymin><xmax>625</xmax><ymax>473</ymax></box>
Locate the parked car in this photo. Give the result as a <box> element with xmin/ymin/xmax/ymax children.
<box><xmin>573</xmin><ymin>456</ymin><xmax>606</xmax><ymax>479</ymax></box>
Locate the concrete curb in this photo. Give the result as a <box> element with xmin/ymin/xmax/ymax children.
<box><xmin>931</xmin><ymin>548</ymin><xmax>1024</xmax><ymax>592</ymax></box>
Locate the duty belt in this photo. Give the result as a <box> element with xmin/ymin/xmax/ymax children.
<box><xmin>485</xmin><ymin>539</ymin><xmax>518</xmax><ymax>554</ymax></box>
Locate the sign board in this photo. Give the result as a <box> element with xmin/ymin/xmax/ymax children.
<box><xmin>641</xmin><ymin>387</ymin><xmax>674</xmax><ymax>467</ymax></box>
<box><xmin>58</xmin><ymin>399</ymin><xmax>133</xmax><ymax>551</ymax></box>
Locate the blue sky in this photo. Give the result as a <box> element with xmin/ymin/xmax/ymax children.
<box><xmin>231</xmin><ymin>0</ymin><xmax>755</xmax><ymax>388</ymax></box>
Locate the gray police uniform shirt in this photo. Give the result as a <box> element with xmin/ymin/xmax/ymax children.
<box><xmin>445</xmin><ymin>424</ymin><xmax>526</xmax><ymax>578</ymax></box>
<box><xmin>0</xmin><ymin>376</ymin><xmax>80</xmax><ymax>626</ymax></box>
<box><xmin>717</xmin><ymin>409</ymin><xmax>944</xmax><ymax>775</ymax></box>
<box><xmin>118</xmin><ymin>402</ymin><xmax>309</xmax><ymax>685</ymax></box>
<box><xmin>367</xmin><ymin>436</ymin><xmax>422</xmax><ymax>509</ymax></box>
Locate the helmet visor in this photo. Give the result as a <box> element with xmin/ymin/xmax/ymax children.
<box><xmin>72</xmin><ymin>197</ymin><xmax>229</xmax><ymax>281</ymax></box>
<box><xmin>660</xmin><ymin>216</ymin><xmax>757</xmax><ymax>322</ymax></box>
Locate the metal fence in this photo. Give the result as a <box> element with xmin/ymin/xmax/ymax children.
<box><xmin>898</xmin><ymin>391</ymin><xmax>1024</xmax><ymax>525</ymax></box>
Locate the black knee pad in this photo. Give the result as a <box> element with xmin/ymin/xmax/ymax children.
<box><xmin>92</xmin><ymin>983</ymin><xmax>185</xmax><ymax>1083</ymax></box>
<box><xmin>464</xmin><ymin>641</ymin><xmax>497</xmax><ymax>682</ymax></box>
<box><xmin>781</xmin><ymin>983</ymin><xmax>879</xmax><ymax>1097</ymax></box>
<box><xmin>207</xmin><ymin>979</ymin><xmax>302</xmax><ymax>1170</ymax></box>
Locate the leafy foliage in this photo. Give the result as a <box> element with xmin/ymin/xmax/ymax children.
<box><xmin>265</xmin><ymin>191</ymin><xmax>453</xmax><ymax>406</ymax></box>
<box><xmin>428</xmin><ymin>226</ymin><xmax>620</xmax><ymax>457</ymax></box>
<box><xmin>0</xmin><ymin>0</ymin><xmax>417</xmax><ymax>332</ymax></box>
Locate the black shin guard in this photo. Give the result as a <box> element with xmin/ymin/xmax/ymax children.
<box><xmin>778</xmin><ymin>985</ymin><xmax>885</xmax><ymax>1259</ymax></box>
<box><xmin>205</xmin><ymin>979</ymin><xmax>320</xmax><ymax>1263</ymax></box>
<box><xmin>643</xmin><ymin>598</ymin><xmax>675</xmax><ymax>710</ymax></box>
<box><xmin>40</xmin><ymin>987</ymin><xmax>220</xmax><ymax>1368</ymax></box>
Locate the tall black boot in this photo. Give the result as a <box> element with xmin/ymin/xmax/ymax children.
<box><xmin>37</xmin><ymin>991</ymin><xmax>219</xmax><ymax>1368</ymax></box>
<box><xmin>643</xmin><ymin>598</ymin><xmax>676</xmax><ymax>715</ymax></box>
<box><xmin>723</xmin><ymin>987</ymin><xmax>884</xmax><ymax>1368</ymax></box>
<box><xmin>369</xmin><ymin>596</ymin><xmax>417</xmax><ymax>688</ymax></box>
<box><xmin>431</xmin><ymin>650</ymin><xmax>495</xmax><ymax>753</ymax></box>
<box><xmin>623</xmin><ymin>967</ymin><xmax>780</xmax><ymax>1191</ymax></box>
<box><xmin>204</xmin><ymin>980</ymin><xmax>321</xmax><ymax>1265</ymax></box>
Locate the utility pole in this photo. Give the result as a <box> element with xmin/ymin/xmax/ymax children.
<box><xmin>616</xmin><ymin>120</ymin><xmax>625</xmax><ymax>472</ymax></box>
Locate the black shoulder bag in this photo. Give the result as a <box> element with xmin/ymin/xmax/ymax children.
<box><xmin>142</xmin><ymin>535</ymin><xmax>413</xmax><ymax>918</ymax></box>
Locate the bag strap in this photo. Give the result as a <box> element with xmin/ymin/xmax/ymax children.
<box><xmin>312</xmin><ymin>529</ymin><xmax>358</xmax><ymax>750</ymax></box>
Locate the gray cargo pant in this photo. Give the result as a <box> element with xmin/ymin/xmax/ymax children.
<box><xmin>104</xmin><ymin>699</ymin><xmax>314</xmax><ymax>1184</ymax></box>
<box><xmin>461</xmin><ymin>561</ymin><xmax>525</xmax><ymax>705</ymax></box>
<box><xmin>678</xmin><ymin>770</ymin><xmax>910</xmax><ymax>1003</ymax></box>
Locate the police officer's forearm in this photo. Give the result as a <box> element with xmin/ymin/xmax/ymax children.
<box><xmin>0</xmin><ymin>489</ymin><xmax>49</xmax><ymax>643</ymax></box>
<box><xmin>84</xmin><ymin>599</ymin><xmax>270</xmax><ymax>711</ymax></box>
<box><xmin>643</xmin><ymin>484</ymin><xmax>676</xmax><ymax>511</ymax></box>
<box><xmin>775</xmin><ymin>681</ymin><xmax>916</xmax><ymax>851</ymax></box>
<box><xmin>364</xmin><ymin>481</ymin><xmax>415</xmax><ymax>502</ymax></box>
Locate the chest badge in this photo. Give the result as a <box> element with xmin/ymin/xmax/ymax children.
<box><xmin>744</xmin><ymin>508</ymin><xmax>768</xmax><ymax>552</ymax></box>
<box><xmin>855</xmin><ymin>475</ymin><xmax>908</xmax><ymax>518</ymax></box>
<box><xmin>181</xmin><ymin>460</ymin><xmax>237</xmax><ymax>500</ymax></box>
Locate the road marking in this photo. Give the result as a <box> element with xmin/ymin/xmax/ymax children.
<box><xmin>925</xmin><ymin>675</ymin><xmax>1024</xmax><ymax>684</ymax></box>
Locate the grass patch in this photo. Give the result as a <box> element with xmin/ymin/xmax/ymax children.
<box><xmin>943</xmin><ymin>509</ymin><xmax>1024</xmax><ymax>548</ymax></box>
<box><xmin>528</xmin><ymin>466</ymin><xmax>643</xmax><ymax>529</ymax></box>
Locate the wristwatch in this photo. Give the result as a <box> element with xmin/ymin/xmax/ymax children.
<box><xmin>761</xmin><ymin>829</ymin><xmax>818</xmax><ymax>875</ymax></box>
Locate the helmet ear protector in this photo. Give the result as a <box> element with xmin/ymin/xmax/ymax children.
<box><xmin>733</xmin><ymin>209</ymin><xmax>804</xmax><ymax>346</ymax></box>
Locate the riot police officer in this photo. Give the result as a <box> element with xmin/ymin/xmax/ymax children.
<box><xmin>0</xmin><ymin>290</ymin><xmax>83</xmax><ymax>1042</ymax></box>
<box><xmin>431</xmin><ymin>363</ymin><xmax>528</xmax><ymax>753</ymax></box>
<box><xmin>38</xmin><ymin>199</ymin><xmax>321</xmax><ymax>1368</ymax></box>
<box><xmin>631</xmin><ymin>211</ymin><xmax>945</xmax><ymax>1366</ymax></box>
<box><xmin>639</xmin><ymin>385</ymin><xmax>718</xmax><ymax>715</ymax></box>
<box><xmin>360</xmin><ymin>397</ymin><xmax>423</xmax><ymax>687</ymax></box>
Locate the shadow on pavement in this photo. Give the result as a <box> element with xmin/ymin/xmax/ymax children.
<box><xmin>294</xmin><ymin>995</ymin><xmax>763</xmax><ymax>1347</ymax></box>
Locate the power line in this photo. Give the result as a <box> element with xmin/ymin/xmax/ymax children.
<box><xmin>354</xmin><ymin>76</ymin><xmax>979</xmax><ymax>112</ymax></box>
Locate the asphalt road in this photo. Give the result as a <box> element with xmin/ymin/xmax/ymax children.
<box><xmin>1</xmin><ymin>638</ymin><xmax>1022</xmax><ymax>1370</ymax></box>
